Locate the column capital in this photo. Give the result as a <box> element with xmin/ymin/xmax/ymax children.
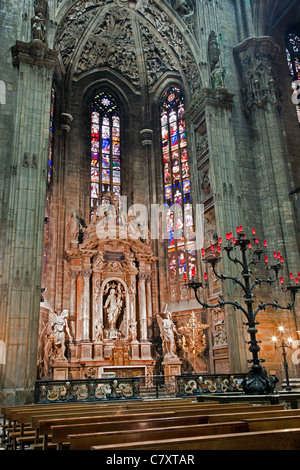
<box><xmin>233</xmin><ymin>36</ymin><xmax>281</xmax><ymax>114</ymax></box>
<box><xmin>68</xmin><ymin>270</ymin><xmax>79</xmax><ymax>280</ymax></box>
<box><xmin>140</xmin><ymin>128</ymin><xmax>153</xmax><ymax>146</ymax></box>
<box><xmin>11</xmin><ymin>40</ymin><xmax>58</xmax><ymax>70</ymax></box>
<box><xmin>81</xmin><ymin>269</ymin><xmax>92</xmax><ymax>279</ymax></box>
<box><xmin>138</xmin><ymin>272</ymin><xmax>149</xmax><ymax>282</ymax></box>
<box><xmin>185</xmin><ymin>88</ymin><xmax>234</xmax><ymax>125</ymax></box>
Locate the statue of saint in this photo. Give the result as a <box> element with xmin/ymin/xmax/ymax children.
<box><xmin>31</xmin><ymin>12</ymin><xmax>46</xmax><ymax>42</ymax></box>
<box><xmin>157</xmin><ymin>309</ymin><xmax>179</xmax><ymax>357</ymax></box>
<box><xmin>104</xmin><ymin>284</ymin><xmax>123</xmax><ymax>336</ymax></box>
<box><xmin>211</xmin><ymin>66</ymin><xmax>226</xmax><ymax>89</ymax></box>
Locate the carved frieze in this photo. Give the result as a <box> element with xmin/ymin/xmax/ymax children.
<box><xmin>140</xmin><ymin>23</ymin><xmax>176</xmax><ymax>88</ymax></box>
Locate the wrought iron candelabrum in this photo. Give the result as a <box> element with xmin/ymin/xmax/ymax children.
<box><xmin>272</xmin><ymin>326</ymin><xmax>294</xmax><ymax>392</ymax></box>
<box><xmin>186</xmin><ymin>227</ymin><xmax>300</xmax><ymax>395</ymax></box>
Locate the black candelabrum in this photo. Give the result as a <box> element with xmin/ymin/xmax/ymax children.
<box><xmin>272</xmin><ymin>326</ymin><xmax>294</xmax><ymax>392</ymax></box>
<box><xmin>186</xmin><ymin>226</ymin><xmax>300</xmax><ymax>395</ymax></box>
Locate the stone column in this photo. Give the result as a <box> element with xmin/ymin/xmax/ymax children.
<box><xmin>68</xmin><ymin>271</ymin><xmax>78</xmax><ymax>340</ymax></box>
<box><xmin>81</xmin><ymin>269</ymin><xmax>91</xmax><ymax>342</ymax></box>
<box><xmin>234</xmin><ymin>37</ymin><xmax>299</xmax><ymax>273</ymax></box>
<box><xmin>80</xmin><ymin>269</ymin><xmax>93</xmax><ymax>360</ymax></box>
<box><xmin>186</xmin><ymin>87</ymin><xmax>246</xmax><ymax>374</ymax></box>
<box><xmin>146</xmin><ymin>275</ymin><xmax>153</xmax><ymax>340</ymax></box>
<box><xmin>138</xmin><ymin>273</ymin><xmax>148</xmax><ymax>342</ymax></box>
<box><xmin>138</xmin><ymin>273</ymin><xmax>152</xmax><ymax>359</ymax></box>
<box><xmin>234</xmin><ymin>36</ymin><xmax>300</xmax><ymax>329</ymax></box>
<box><xmin>0</xmin><ymin>39</ymin><xmax>57</xmax><ymax>404</ymax></box>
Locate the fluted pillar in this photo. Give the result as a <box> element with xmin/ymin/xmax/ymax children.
<box><xmin>138</xmin><ymin>273</ymin><xmax>148</xmax><ymax>342</ymax></box>
<box><xmin>81</xmin><ymin>269</ymin><xmax>91</xmax><ymax>342</ymax></box>
<box><xmin>68</xmin><ymin>270</ymin><xmax>79</xmax><ymax>340</ymax></box>
<box><xmin>0</xmin><ymin>38</ymin><xmax>57</xmax><ymax>404</ymax></box>
<box><xmin>146</xmin><ymin>275</ymin><xmax>153</xmax><ymax>340</ymax></box>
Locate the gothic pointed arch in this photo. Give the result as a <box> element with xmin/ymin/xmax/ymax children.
<box><xmin>53</xmin><ymin>0</ymin><xmax>203</xmax><ymax>95</ymax></box>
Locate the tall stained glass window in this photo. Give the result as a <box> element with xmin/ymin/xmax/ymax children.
<box><xmin>160</xmin><ymin>86</ymin><xmax>196</xmax><ymax>302</ymax></box>
<box><xmin>90</xmin><ymin>91</ymin><xmax>121</xmax><ymax>213</ymax></box>
<box><xmin>286</xmin><ymin>27</ymin><xmax>300</xmax><ymax>123</ymax></box>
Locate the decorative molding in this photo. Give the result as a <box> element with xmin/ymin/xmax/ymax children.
<box><xmin>185</xmin><ymin>88</ymin><xmax>234</xmax><ymax>124</ymax></box>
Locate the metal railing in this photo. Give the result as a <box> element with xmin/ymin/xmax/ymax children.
<box><xmin>34</xmin><ymin>373</ymin><xmax>245</xmax><ymax>403</ymax></box>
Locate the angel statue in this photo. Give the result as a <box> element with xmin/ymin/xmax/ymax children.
<box><xmin>157</xmin><ymin>306</ymin><xmax>179</xmax><ymax>357</ymax></box>
<box><xmin>47</xmin><ymin>309</ymin><xmax>73</xmax><ymax>360</ymax></box>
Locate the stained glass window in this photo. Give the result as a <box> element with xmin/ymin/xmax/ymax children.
<box><xmin>286</xmin><ymin>27</ymin><xmax>300</xmax><ymax>123</ymax></box>
<box><xmin>160</xmin><ymin>86</ymin><xmax>196</xmax><ymax>301</ymax></box>
<box><xmin>90</xmin><ymin>91</ymin><xmax>121</xmax><ymax>214</ymax></box>
<box><xmin>48</xmin><ymin>86</ymin><xmax>55</xmax><ymax>183</ymax></box>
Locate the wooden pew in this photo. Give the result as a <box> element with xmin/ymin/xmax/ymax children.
<box><xmin>90</xmin><ymin>428</ymin><xmax>300</xmax><ymax>450</ymax></box>
<box><xmin>242</xmin><ymin>414</ymin><xmax>300</xmax><ymax>432</ymax></box>
<box><xmin>68</xmin><ymin>421</ymin><xmax>249</xmax><ymax>450</ymax></box>
<box><xmin>51</xmin><ymin>414</ymin><xmax>210</xmax><ymax>449</ymax></box>
<box><xmin>2</xmin><ymin>403</ymin><xmax>95</xmax><ymax>449</ymax></box>
<box><xmin>0</xmin><ymin>400</ymin><xmax>213</xmax><ymax>449</ymax></box>
<box><xmin>66</xmin><ymin>412</ymin><xmax>300</xmax><ymax>451</ymax></box>
<box><xmin>207</xmin><ymin>407</ymin><xmax>300</xmax><ymax>423</ymax></box>
<box><xmin>33</xmin><ymin>404</ymin><xmax>255</xmax><ymax>449</ymax></box>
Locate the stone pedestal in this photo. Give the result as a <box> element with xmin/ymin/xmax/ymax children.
<box><xmin>130</xmin><ymin>340</ymin><xmax>140</xmax><ymax>360</ymax></box>
<box><xmin>103</xmin><ymin>341</ymin><xmax>114</xmax><ymax>359</ymax></box>
<box><xmin>52</xmin><ymin>359</ymin><xmax>69</xmax><ymax>380</ymax></box>
<box><xmin>94</xmin><ymin>342</ymin><xmax>104</xmax><ymax>360</ymax></box>
<box><xmin>162</xmin><ymin>355</ymin><xmax>182</xmax><ymax>376</ymax></box>
<box><xmin>140</xmin><ymin>341</ymin><xmax>152</xmax><ymax>360</ymax></box>
<box><xmin>79</xmin><ymin>341</ymin><xmax>93</xmax><ymax>361</ymax></box>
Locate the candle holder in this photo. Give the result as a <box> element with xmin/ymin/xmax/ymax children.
<box><xmin>186</xmin><ymin>228</ymin><xmax>300</xmax><ymax>395</ymax></box>
<box><xmin>272</xmin><ymin>326</ymin><xmax>294</xmax><ymax>392</ymax></box>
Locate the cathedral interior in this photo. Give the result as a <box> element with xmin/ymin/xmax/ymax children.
<box><xmin>0</xmin><ymin>0</ymin><xmax>300</xmax><ymax>405</ymax></box>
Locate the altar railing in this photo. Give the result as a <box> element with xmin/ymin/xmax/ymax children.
<box><xmin>34</xmin><ymin>373</ymin><xmax>245</xmax><ymax>403</ymax></box>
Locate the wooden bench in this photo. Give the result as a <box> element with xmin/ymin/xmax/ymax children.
<box><xmin>90</xmin><ymin>428</ymin><xmax>300</xmax><ymax>450</ymax></box>
<box><xmin>242</xmin><ymin>414</ymin><xmax>300</xmax><ymax>432</ymax></box>
<box><xmin>35</xmin><ymin>404</ymin><xmax>271</xmax><ymax>450</ymax></box>
<box><xmin>0</xmin><ymin>400</ymin><xmax>218</xmax><ymax>449</ymax></box>
<box><xmin>68</xmin><ymin>421</ymin><xmax>249</xmax><ymax>450</ymax></box>
<box><xmin>33</xmin><ymin>403</ymin><xmax>256</xmax><ymax>449</ymax></box>
<box><xmin>51</xmin><ymin>414</ymin><xmax>211</xmax><ymax>449</ymax></box>
<box><xmin>207</xmin><ymin>407</ymin><xmax>300</xmax><ymax>423</ymax></box>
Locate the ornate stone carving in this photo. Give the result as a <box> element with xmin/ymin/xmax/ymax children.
<box><xmin>61</xmin><ymin>113</ymin><xmax>73</xmax><ymax>132</ymax></box>
<box><xmin>74</xmin><ymin>9</ymin><xmax>140</xmax><ymax>87</ymax></box>
<box><xmin>11</xmin><ymin>40</ymin><xmax>58</xmax><ymax>69</ymax></box>
<box><xmin>234</xmin><ymin>36</ymin><xmax>281</xmax><ymax>114</ymax></box>
<box><xmin>212</xmin><ymin>306</ymin><xmax>227</xmax><ymax>346</ymax></box>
